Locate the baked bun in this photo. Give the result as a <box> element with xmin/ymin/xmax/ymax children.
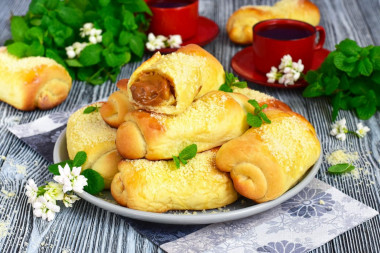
<box><xmin>66</xmin><ymin>102</ymin><xmax>122</xmax><ymax>188</ymax></box>
<box><xmin>0</xmin><ymin>47</ymin><xmax>72</xmax><ymax>110</ymax></box>
<box><xmin>226</xmin><ymin>0</ymin><xmax>320</xmax><ymax>44</ymax></box>
<box><xmin>100</xmin><ymin>79</ymin><xmax>134</xmax><ymax>128</ymax></box>
<box><xmin>216</xmin><ymin>108</ymin><xmax>321</xmax><ymax>203</ymax></box>
<box><xmin>116</xmin><ymin>91</ymin><xmax>252</xmax><ymax>160</ymax></box>
<box><xmin>126</xmin><ymin>44</ymin><xmax>225</xmax><ymax>115</ymax></box>
<box><xmin>111</xmin><ymin>149</ymin><xmax>238</xmax><ymax>212</ymax></box>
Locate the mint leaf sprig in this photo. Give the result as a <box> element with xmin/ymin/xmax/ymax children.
<box><xmin>6</xmin><ymin>0</ymin><xmax>151</xmax><ymax>85</ymax></box>
<box><xmin>172</xmin><ymin>144</ymin><xmax>198</xmax><ymax>169</ymax></box>
<box><xmin>303</xmin><ymin>38</ymin><xmax>380</xmax><ymax>121</ymax></box>
<box><xmin>246</xmin><ymin>99</ymin><xmax>271</xmax><ymax>128</ymax></box>
<box><xmin>83</xmin><ymin>105</ymin><xmax>100</xmax><ymax>114</ymax></box>
<box><xmin>219</xmin><ymin>72</ymin><xmax>248</xmax><ymax>92</ymax></box>
<box><xmin>328</xmin><ymin>163</ymin><xmax>355</xmax><ymax>174</ymax></box>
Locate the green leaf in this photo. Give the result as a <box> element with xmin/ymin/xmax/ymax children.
<box><xmin>104</xmin><ymin>51</ymin><xmax>129</xmax><ymax>67</ymax></box>
<box><xmin>79</xmin><ymin>44</ymin><xmax>103</xmax><ymax>66</ymax></box>
<box><xmin>358</xmin><ymin>58</ymin><xmax>373</xmax><ymax>76</ymax></box>
<box><xmin>57</xmin><ymin>6</ymin><xmax>84</xmax><ymax>28</ymax></box>
<box><xmin>104</xmin><ymin>16</ymin><xmax>121</xmax><ymax>36</ymax></box>
<box><xmin>232</xmin><ymin>81</ymin><xmax>247</xmax><ymax>88</ymax></box>
<box><xmin>119</xmin><ymin>31</ymin><xmax>132</xmax><ymax>46</ymax></box>
<box><xmin>369</xmin><ymin>47</ymin><xmax>380</xmax><ymax>70</ymax></box>
<box><xmin>247</xmin><ymin>113</ymin><xmax>262</xmax><ymax>128</ymax></box>
<box><xmin>129</xmin><ymin>36</ymin><xmax>144</xmax><ymax>58</ymax></box>
<box><xmin>45</xmin><ymin>0</ymin><xmax>59</xmax><ymax>10</ymax></box>
<box><xmin>334</xmin><ymin>52</ymin><xmax>355</xmax><ymax>73</ymax></box>
<box><xmin>73</xmin><ymin>151</ymin><xmax>87</xmax><ymax>167</ymax></box>
<box><xmin>173</xmin><ymin>156</ymin><xmax>180</xmax><ymax>169</ymax></box>
<box><xmin>7</xmin><ymin>42</ymin><xmax>29</xmax><ymax>57</ymax></box>
<box><xmin>46</xmin><ymin>49</ymin><xmax>66</xmax><ymax>67</ymax></box>
<box><xmin>83</xmin><ymin>105</ymin><xmax>99</xmax><ymax>114</ymax></box>
<box><xmin>305</xmin><ymin>70</ymin><xmax>319</xmax><ymax>84</ymax></box>
<box><xmin>118</xmin><ymin>0</ymin><xmax>152</xmax><ymax>15</ymax></box>
<box><xmin>48</xmin><ymin>160</ymin><xmax>72</xmax><ymax>175</ymax></box>
<box><xmin>355</xmin><ymin>90</ymin><xmax>377</xmax><ymax>120</ymax></box>
<box><xmin>336</xmin><ymin>39</ymin><xmax>361</xmax><ymax>56</ymax></box>
<box><xmin>371</xmin><ymin>71</ymin><xmax>380</xmax><ymax>84</ymax></box>
<box><xmin>81</xmin><ymin>169</ymin><xmax>105</xmax><ymax>195</ymax></box>
<box><xmin>349</xmin><ymin>95</ymin><xmax>366</xmax><ymax>108</ymax></box>
<box><xmin>219</xmin><ymin>84</ymin><xmax>233</xmax><ymax>92</ymax></box>
<box><xmin>179</xmin><ymin>144</ymin><xmax>198</xmax><ymax>161</ymax></box>
<box><xmin>10</xmin><ymin>16</ymin><xmax>29</xmax><ymax>42</ymax></box>
<box><xmin>78</xmin><ymin>67</ymin><xmax>96</xmax><ymax>81</ymax></box>
<box><xmin>303</xmin><ymin>82</ymin><xmax>324</xmax><ymax>97</ymax></box>
<box><xmin>25</xmin><ymin>27</ymin><xmax>44</xmax><ymax>44</ymax></box>
<box><xmin>26</xmin><ymin>40</ymin><xmax>45</xmax><ymax>56</ymax></box>
<box><xmin>29</xmin><ymin>0</ymin><xmax>47</xmax><ymax>14</ymax></box>
<box><xmin>339</xmin><ymin>74</ymin><xmax>350</xmax><ymax>90</ymax></box>
<box><xmin>328</xmin><ymin>163</ymin><xmax>355</xmax><ymax>174</ymax></box>
<box><xmin>324</xmin><ymin>76</ymin><xmax>340</xmax><ymax>95</ymax></box>
<box><xmin>99</xmin><ymin>0</ymin><xmax>111</xmax><ymax>7</ymax></box>
<box><xmin>122</xmin><ymin>10</ymin><xmax>137</xmax><ymax>30</ymax></box>
<box><xmin>258</xmin><ymin>111</ymin><xmax>271</xmax><ymax>124</ymax></box>
<box><xmin>248</xmin><ymin>99</ymin><xmax>260</xmax><ymax>110</ymax></box>
<box><xmin>102</xmin><ymin>31</ymin><xmax>114</xmax><ymax>47</ymax></box>
<box><xmin>331</xmin><ymin>92</ymin><xmax>342</xmax><ymax>121</ymax></box>
<box><xmin>179</xmin><ymin>157</ymin><xmax>188</xmax><ymax>165</ymax></box>
<box><xmin>66</xmin><ymin>59</ymin><xmax>83</xmax><ymax>67</ymax></box>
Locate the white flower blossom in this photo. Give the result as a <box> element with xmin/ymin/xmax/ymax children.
<box><xmin>53</xmin><ymin>164</ymin><xmax>88</xmax><ymax>193</ymax></box>
<box><xmin>330</xmin><ymin>118</ymin><xmax>348</xmax><ymax>141</ymax></box>
<box><xmin>292</xmin><ymin>59</ymin><xmax>304</xmax><ymax>72</ymax></box>
<box><xmin>65</xmin><ymin>46</ymin><xmax>76</xmax><ymax>59</ymax></box>
<box><xmin>43</xmin><ymin>182</ymin><xmax>64</xmax><ymax>203</ymax></box>
<box><xmin>279</xmin><ymin>54</ymin><xmax>293</xmax><ymax>70</ymax></box>
<box><xmin>72</xmin><ymin>42</ymin><xmax>88</xmax><ymax>55</ymax></box>
<box><xmin>25</xmin><ymin>179</ymin><xmax>38</xmax><ymax>204</ymax></box>
<box><xmin>88</xmin><ymin>28</ymin><xmax>102</xmax><ymax>44</ymax></box>
<box><xmin>146</xmin><ymin>33</ymin><xmax>166</xmax><ymax>51</ymax></box>
<box><xmin>355</xmin><ymin>123</ymin><xmax>370</xmax><ymax>138</ymax></box>
<box><xmin>33</xmin><ymin>196</ymin><xmax>60</xmax><ymax>221</ymax></box>
<box><xmin>80</xmin><ymin>23</ymin><xmax>94</xmax><ymax>38</ymax></box>
<box><xmin>266</xmin><ymin>66</ymin><xmax>279</xmax><ymax>83</ymax></box>
<box><xmin>62</xmin><ymin>193</ymin><xmax>80</xmax><ymax>208</ymax></box>
<box><xmin>167</xmin><ymin>35</ymin><xmax>182</xmax><ymax>48</ymax></box>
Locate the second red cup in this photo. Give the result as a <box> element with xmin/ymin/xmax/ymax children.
<box><xmin>146</xmin><ymin>0</ymin><xmax>199</xmax><ymax>41</ymax></box>
<box><xmin>252</xmin><ymin>19</ymin><xmax>326</xmax><ymax>75</ymax></box>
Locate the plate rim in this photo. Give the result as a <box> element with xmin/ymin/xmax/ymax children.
<box><xmin>54</xmin><ymin>128</ymin><xmax>322</xmax><ymax>224</ymax></box>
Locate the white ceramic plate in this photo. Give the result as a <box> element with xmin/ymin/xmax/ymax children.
<box><xmin>54</xmin><ymin>129</ymin><xmax>322</xmax><ymax>224</ymax></box>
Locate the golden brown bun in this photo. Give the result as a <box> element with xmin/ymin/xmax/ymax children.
<box><xmin>216</xmin><ymin>108</ymin><xmax>321</xmax><ymax>202</ymax></box>
<box><xmin>111</xmin><ymin>149</ymin><xmax>238</xmax><ymax>212</ymax></box>
<box><xmin>0</xmin><ymin>47</ymin><xmax>72</xmax><ymax>110</ymax></box>
<box><xmin>227</xmin><ymin>0</ymin><xmax>321</xmax><ymax>44</ymax></box>
<box><xmin>116</xmin><ymin>91</ymin><xmax>253</xmax><ymax>160</ymax></box>
<box><xmin>100</xmin><ymin>79</ymin><xmax>134</xmax><ymax>128</ymax></box>
<box><xmin>126</xmin><ymin>44</ymin><xmax>225</xmax><ymax>115</ymax></box>
<box><xmin>66</xmin><ymin>102</ymin><xmax>122</xmax><ymax>188</ymax></box>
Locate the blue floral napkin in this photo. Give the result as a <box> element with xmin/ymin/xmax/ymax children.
<box><xmin>8</xmin><ymin>113</ymin><xmax>378</xmax><ymax>253</ymax></box>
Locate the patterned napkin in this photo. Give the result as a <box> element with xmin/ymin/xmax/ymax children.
<box><xmin>8</xmin><ymin>112</ymin><xmax>378</xmax><ymax>253</ymax></box>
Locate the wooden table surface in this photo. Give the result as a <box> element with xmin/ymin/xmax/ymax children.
<box><xmin>0</xmin><ymin>0</ymin><xmax>379</xmax><ymax>252</ymax></box>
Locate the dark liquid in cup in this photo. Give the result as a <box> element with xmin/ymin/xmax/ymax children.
<box><xmin>150</xmin><ymin>0</ymin><xmax>194</xmax><ymax>8</ymax></box>
<box><xmin>257</xmin><ymin>24</ymin><xmax>313</xmax><ymax>40</ymax></box>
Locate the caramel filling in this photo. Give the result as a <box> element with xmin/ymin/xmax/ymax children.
<box><xmin>130</xmin><ymin>72</ymin><xmax>172</xmax><ymax>106</ymax></box>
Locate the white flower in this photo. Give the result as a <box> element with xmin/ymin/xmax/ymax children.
<box><xmin>88</xmin><ymin>28</ymin><xmax>102</xmax><ymax>44</ymax></box>
<box><xmin>330</xmin><ymin>118</ymin><xmax>348</xmax><ymax>141</ymax></box>
<box><xmin>53</xmin><ymin>164</ymin><xmax>88</xmax><ymax>193</ymax></box>
<box><xmin>279</xmin><ymin>54</ymin><xmax>293</xmax><ymax>70</ymax></box>
<box><xmin>292</xmin><ymin>59</ymin><xmax>304</xmax><ymax>72</ymax></box>
<box><xmin>80</xmin><ymin>23</ymin><xmax>94</xmax><ymax>38</ymax></box>
<box><xmin>279</xmin><ymin>73</ymin><xmax>295</xmax><ymax>86</ymax></box>
<box><xmin>146</xmin><ymin>33</ymin><xmax>166</xmax><ymax>51</ymax></box>
<box><xmin>72</xmin><ymin>42</ymin><xmax>88</xmax><ymax>55</ymax></box>
<box><xmin>65</xmin><ymin>46</ymin><xmax>76</xmax><ymax>59</ymax></box>
<box><xmin>33</xmin><ymin>196</ymin><xmax>60</xmax><ymax>221</ymax></box>
<box><xmin>167</xmin><ymin>35</ymin><xmax>182</xmax><ymax>48</ymax></box>
<box><xmin>43</xmin><ymin>182</ymin><xmax>64</xmax><ymax>203</ymax></box>
<box><xmin>25</xmin><ymin>179</ymin><xmax>38</xmax><ymax>204</ymax></box>
<box><xmin>266</xmin><ymin>66</ymin><xmax>279</xmax><ymax>83</ymax></box>
<box><xmin>62</xmin><ymin>193</ymin><xmax>80</xmax><ymax>208</ymax></box>
<box><xmin>355</xmin><ymin>123</ymin><xmax>370</xmax><ymax>138</ymax></box>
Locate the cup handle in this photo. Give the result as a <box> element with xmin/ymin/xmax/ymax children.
<box><xmin>314</xmin><ymin>26</ymin><xmax>326</xmax><ymax>50</ymax></box>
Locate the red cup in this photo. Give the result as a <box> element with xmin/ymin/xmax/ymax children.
<box><xmin>146</xmin><ymin>0</ymin><xmax>199</xmax><ymax>41</ymax></box>
<box><xmin>252</xmin><ymin>19</ymin><xmax>326</xmax><ymax>74</ymax></box>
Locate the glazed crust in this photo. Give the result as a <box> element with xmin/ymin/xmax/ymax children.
<box><xmin>116</xmin><ymin>91</ymin><xmax>252</xmax><ymax>160</ymax></box>
<box><xmin>215</xmin><ymin>108</ymin><xmax>321</xmax><ymax>203</ymax></box>
<box><xmin>66</xmin><ymin>102</ymin><xmax>122</xmax><ymax>189</ymax></box>
<box><xmin>126</xmin><ymin>44</ymin><xmax>225</xmax><ymax>115</ymax></box>
<box><xmin>0</xmin><ymin>47</ymin><xmax>72</xmax><ymax>110</ymax></box>
<box><xmin>226</xmin><ymin>0</ymin><xmax>321</xmax><ymax>44</ymax></box>
<box><xmin>111</xmin><ymin>149</ymin><xmax>238</xmax><ymax>213</ymax></box>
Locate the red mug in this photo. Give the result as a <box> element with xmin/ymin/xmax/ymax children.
<box><xmin>146</xmin><ymin>0</ymin><xmax>199</xmax><ymax>41</ymax></box>
<box><xmin>252</xmin><ymin>19</ymin><xmax>326</xmax><ymax>75</ymax></box>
